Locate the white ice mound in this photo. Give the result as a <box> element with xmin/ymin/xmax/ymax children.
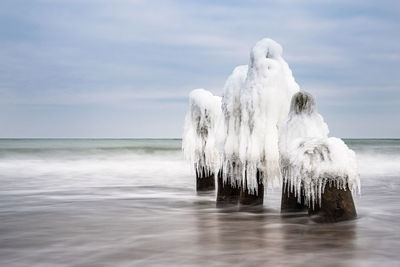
<box><xmin>279</xmin><ymin>91</ymin><xmax>329</xmax><ymax>158</ymax></box>
<box><xmin>279</xmin><ymin>92</ymin><xmax>360</xmax><ymax>207</ymax></box>
<box><xmin>218</xmin><ymin>65</ymin><xmax>248</xmax><ymax>186</ymax></box>
<box><xmin>239</xmin><ymin>38</ymin><xmax>300</xmax><ymax>190</ymax></box>
<box><xmin>182</xmin><ymin>89</ymin><xmax>222</xmax><ymax>176</ymax></box>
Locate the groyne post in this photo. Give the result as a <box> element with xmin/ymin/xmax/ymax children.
<box><xmin>239</xmin><ymin>170</ymin><xmax>264</xmax><ymax>207</ymax></box>
<box><xmin>308</xmin><ymin>184</ymin><xmax>357</xmax><ymax>222</ymax></box>
<box><xmin>196</xmin><ymin>167</ymin><xmax>215</xmax><ymax>191</ymax></box>
<box><xmin>216</xmin><ymin>171</ymin><xmax>240</xmax><ymax>207</ymax></box>
<box><xmin>281</xmin><ymin>181</ymin><xmax>307</xmax><ymax>212</ymax></box>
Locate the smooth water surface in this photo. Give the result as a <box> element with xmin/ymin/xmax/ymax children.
<box><xmin>0</xmin><ymin>139</ymin><xmax>399</xmax><ymax>266</ymax></box>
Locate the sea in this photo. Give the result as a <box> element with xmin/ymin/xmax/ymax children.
<box><xmin>0</xmin><ymin>139</ymin><xmax>399</xmax><ymax>266</ymax></box>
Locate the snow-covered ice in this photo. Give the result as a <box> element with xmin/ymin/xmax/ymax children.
<box><xmin>182</xmin><ymin>89</ymin><xmax>222</xmax><ymax>176</ymax></box>
<box><xmin>182</xmin><ymin>38</ymin><xmax>360</xmax><ymax>201</ymax></box>
<box><xmin>238</xmin><ymin>38</ymin><xmax>300</xmax><ymax>190</ymax></box>
<box><xmin>279</xmin><ymin>92</ymin><xmax>360</xmax><ymax>207</ymax></box>
<box><xmin>218</xmin><ymin>65</ymin><xmax>248</xmax><ymax>187</ymax></box>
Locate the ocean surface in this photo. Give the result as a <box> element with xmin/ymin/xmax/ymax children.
<box><xmin>0</xmin><ymin>139</ymin><xmax>399</xmax><ymax>266</ymax></box>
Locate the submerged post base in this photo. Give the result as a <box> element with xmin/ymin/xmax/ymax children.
<box><xmin>216</xmin><ymin>172</ymin><xmax>240</xmax><ymax>207</ymax></box>
<box><xmin>196</xmin><ymin>168</ymin><xmax>215</xmax><ymax>191</ymax></box>
<box><xmin>308</xmin><ymin>185</ymin><xmax>357</xmax><ymax>223</ymax></box>
<box><xmin>281</xmin><ymin>182</ymin><xmax>307</xmax><ymax>212</ymax></box>
<box><xmin>239</xmin><ymin>171</ymin><xmax>264</xmax><ymax>207</ymax></box>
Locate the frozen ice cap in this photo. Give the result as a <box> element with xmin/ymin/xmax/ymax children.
<box><xmin>251</xmin><ymin>38</ymin><xmax>283</xmax><ymax>61</ymax></box>
<box><xmin>290</xmin><ymin>91</ymin><xmax>317</xmax><ymax>115</ymax></box>
<box><xmin>279</xmin><ymin>92</ymin><xmax>329</xmax><ymax>157</ymax></box>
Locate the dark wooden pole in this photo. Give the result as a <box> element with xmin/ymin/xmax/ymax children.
<box><xmin>239</xmin><ymin>170</ymin><xmax>264</xmax><ymax>206</ymax></box>
<box><xmin>308</xmin><ymin>184</ymin><xmax>357</xmax><ymax>223</ymax></box>
<box><xmin>196</xmin><ymin>167</ymin><xmax>215</xmax><ymax>191</ymax></box>
<box><xmin>281</xmin><ymin>181</ymin><xmax>307</xmax><ymax>212</ymax></box>
<box><xmin>216</xmin><ymin>171</ymin><xmax>240</xmax><ymax>207</ymax></box>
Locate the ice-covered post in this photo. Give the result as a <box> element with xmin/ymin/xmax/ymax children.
<box><xmin>183</xmin><ymin>89</ymin><xmax>222</xmax><ymax>191</ymax></box>
<box><xmin>238</xmin><ymin>38</ymin><xmax>300</xmax><ymax>206</ymax></box>
<box><xmin>217</xmin><ymin>65</ymin><xmax>248</xmax><ymax>206</ymax></box>
<box><xmin>279</xmin><ymin>92</ymin><xmax>360</xmax><ymax>221</ymax></box>
<box><xmin>306</xmin><ymin>138</ymin><xmax>359</xmax><ymax>222</ymax></box>
<box><xmin>279</xmin><ymin>92</ymin><xmax>322</xmax><ymax>212</ymax></box>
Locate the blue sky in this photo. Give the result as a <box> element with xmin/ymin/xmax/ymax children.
<box><xmin>0</xmin><ymin>0</ymin><xmax>399</xmax><ymax>138</ymax></box>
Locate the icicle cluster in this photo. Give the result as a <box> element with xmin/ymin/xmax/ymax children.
<box><xmin>279</xmin><ymin>92</ymin><xmax>360</xmax><ymax>208</ymax></box>
<box><xmin>183</xmin><ymin>38</ymin><xmax>300</xmax><ymax>191</ymax></box>
<box><xmin>218</xmin><ymin>65</ymin><xmax>248</xmax><ymax>187</ymax></box>
<box><xmin>183</xmin><ymin>38</ymin><xmax>360</xmax><ymax>200</ymax></box>
<box><xmin>238</xmin><ymin>38</ymin><xmax>300</xmax><ymax>190</ymax></box>
<box><xmin>182</xmin><ymin>89</ymin><xmax>222</xmax><ymax>177</ymax></box>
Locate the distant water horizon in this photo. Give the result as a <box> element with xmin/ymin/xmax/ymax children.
<box><xmin>0</xmin><ymin>138</ymin><xmax>399</xmax><ymax>266</ymax></box>
<box><xmin>0</xmin><ymin>137</ymin><xmax>400</xmax><ymax>141</ymax></box>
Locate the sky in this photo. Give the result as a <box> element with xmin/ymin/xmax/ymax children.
<box><xmin>0</xmin><ymin>0</ymin><xmax>399</xmax><ymax>138</ymax></box>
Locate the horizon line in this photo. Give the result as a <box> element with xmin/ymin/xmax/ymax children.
<box><xmin>0</xmin><ymin>137</ymin><xmax>399</xmax><ymax>140</ymax></box>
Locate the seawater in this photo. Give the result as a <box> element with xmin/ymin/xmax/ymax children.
<box><xmin>0</xmin><ymin>139</ymin><xmax>399</xmax><ymax>266</ymax></box>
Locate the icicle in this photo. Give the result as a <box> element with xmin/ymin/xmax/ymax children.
<box><xmin>182</xmin><ymin>89</ymin><xmax>222</xmax><ymax>175</ymax></box>
<box><xmin>279</xmin><ymin>92</ymin><xmax>361</xmax><ymax>207</ymax></box>
<box><xmin>239</xmin><ymin>38</ymin><xmax>300</xmax><ymax>191</ymax></box>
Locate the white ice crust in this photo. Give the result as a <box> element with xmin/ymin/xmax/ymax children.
<box><xmin>218</xmin><ymin>65</ymin><xmax>249</xmax><ymax>186</ymax></box>
<box><xmin>238</xmin><ymin>38</ymin><xmax>300</xmax><ymax>190</ymax></box>
<box><xmin>184</xmin><ymin>38</ymin><xmax>300</xmax><ymax>190</ymax></box>
<box><xmin>182</xmin><ymin>38</ymin><xmax>360</xmax><ymax>199</ymax></box>
<box><xmin>182</xmin><ymin>89</ymin><xmax>222</xmax><ymax>176</ymax></box>
<box><xmin>279</xmin><ymin>92</ymin><xmax>360</xmax><ymax>207</ymax></box>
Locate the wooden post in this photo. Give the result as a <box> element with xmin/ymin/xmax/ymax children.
<box><xmin>308</xmin><ymin>184</ymin><xmax>357</xmax><ymax>223</ymax></box>
<box><xmin>239</xmin><ymin>170</ymin><xmax>264</xmax><ymax>207</ymax></box>
<box><xmin>196</xmin><ymin>167</ymin><xmax>215</xmax><ymax>191</ymax></box>
<box><xmin>281</xmin><ymin>181</ymin><xmax>307</xmax><ymax>212</ymax></box>
<box><xmin>216</xmin><ymin>171</ymin><xmax>240</xmax><ymax>207</ymax></box>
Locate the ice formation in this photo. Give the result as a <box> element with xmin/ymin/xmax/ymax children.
<box><xmin>183</xmin><ymin>38</ymin><xmax>359</xmax><ymax>201</ymax></box>
<box><xmin>218</xmin><ymin>65</ymin><xmax>248</xmax><ymax>186</ymax></box>
<box><xmin>238</xmin><ymin>38</ymin><xmax>300</xmax><ymax>190</ymax></box>
<box><xmin>182</xmin><ymin>89</ymin><xmax>222</xmax><ymax>177</ymax></box>
<box><xmin>279</xmin><ymin>92</ymin><xmax>360</xmax><ymax>208</ymax></box>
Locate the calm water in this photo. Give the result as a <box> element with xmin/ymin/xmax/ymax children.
<box><xmin>0</xmin><ymin>139</ymin><xmax>399</xmax><ymax>266</ymax></box>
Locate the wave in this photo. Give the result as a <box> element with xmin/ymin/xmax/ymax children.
<box><xmin>0</xmin><ymin>139</ymin><xmax>182</xmax><ymax>159</ymax></box>
<box><xmin>0</xmin><ymin>153</ymin><xmax>193</xmax><ymax>193</ymax></box>
<box><xmin>343</xmin><ymin>139</ymin><xmax>400</xmax><ymax>178</ymax></box>
<box><xmin>357</xmin><ymin>152</ymin><xmax>400</xmax><ymax>178</ymax></box>
<box><xmin>0</xmin><ymin>139</ymin><xmax>398</xmax><ymax>192</ymax></box>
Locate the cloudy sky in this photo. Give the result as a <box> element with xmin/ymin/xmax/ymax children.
<box><xmin>0</xmin><ymin>0</ymin><xmax>399</xmax><ymax>138</ymax></box>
